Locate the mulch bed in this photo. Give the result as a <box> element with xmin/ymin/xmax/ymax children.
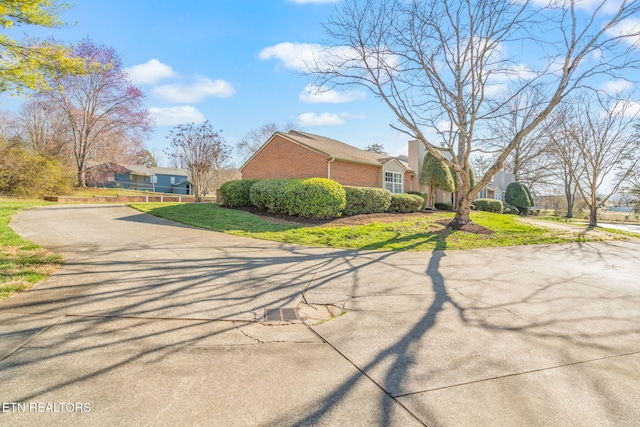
<box><xmin>435</xmin><ymin>219</ymin><xmax>494</xmax><ymax>235</ymax></box>
<box><xmin>228</xmin><ymin>206</ymin><xmax>494</xmax><ymax>235</ymax></box>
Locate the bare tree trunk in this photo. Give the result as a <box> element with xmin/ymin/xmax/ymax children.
<box><xmin>453</xmin><ymin>195</ymin><xmax>473</xmax><ymax>225</ymax></box>
<box><xmin>77</xmin><ymin>167</ymin><xmax>86</xmax><ymax>187</ymax></box>
<box><xmin>428</xmin><ymin>186</ymin><xmax>436</xmax><ymax>210</ymax></box>
<box><xmin>564</xmin><ymin>182</ymin><xmax>574</xmax><ymax>218</ymax></box>
<box><xmin>589</xmin><ymin>206</ymin><xmax>598</xmax><ymax>227</ymax></box>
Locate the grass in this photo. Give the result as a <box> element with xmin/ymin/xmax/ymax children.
<box><xmin>131</xmin><ymin>203</ymin><xmax>626</xmax><ymax>251</ymax></box>
<box><xmin>0</xmin><ymin>198</ymin><xmax>63</xmax><ymax>300</ymax></box>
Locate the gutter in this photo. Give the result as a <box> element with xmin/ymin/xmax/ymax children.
<box><xmin>327</xmin><ymin>157</ymin><xmax>335</xmax><ymax>179</ymax></box>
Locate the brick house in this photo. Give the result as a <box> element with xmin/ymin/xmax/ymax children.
<box><xmin>241</xmin><ymin>130</ymin><xmax>416</xmax><ymax>193</ymax></box>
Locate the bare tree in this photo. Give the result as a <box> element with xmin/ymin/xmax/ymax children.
<box><xmin>364</xmin><ymin>143</ymin><xmax>387</xmax><ymax>154</ymax></box>
<box><xmin>165</xmin><ymin>121</ymin><xmax>232</xmax><ymax>202</ymax></box>
<box><xmin>551</xmin><ymin>96</ymin><xmax>640</xmax><ymax>226</ymax></box>
<box><xmin>488</xmin><ymin>91</ymin><xmax>557</xmax><ymax>192</ymax></box>
<box><xmin>544</xmin><ymin>112</ymin><xmax>581</xmax><ymax>218</ymax></box>
<box><xmin>0</xmin><ymin>110</ymin><xmax>19</xmax><ymax>142</ymax></box>
<box><xmin>313</xmin><ymin>0</ymin><xmax>640</xmax><ymax>225</ymax></box>
<box><xmin>42</xmin><ymin>38</ymin><xmax>152</xmax><ymax>187</ymax></box>
<box><xmin>17</xmin><ymin>97</ymin><xmax>70</xmax><ymax>159</ymax></box>
<box><xmin>237</xmin><ymin>121</ymin><xmax>295</xmax><ymax>163</ymax></box>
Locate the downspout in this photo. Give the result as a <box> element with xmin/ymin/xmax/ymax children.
<box><xmin>327</xmin><ymin>157</ymin><xmax>335</xmax><ymax>180</ymax></box>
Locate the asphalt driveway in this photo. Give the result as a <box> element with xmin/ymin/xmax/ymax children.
<box><xmin>1</xmin><ymin>204</ymin><xmax>639</xmax><ymax>426</ymax></box>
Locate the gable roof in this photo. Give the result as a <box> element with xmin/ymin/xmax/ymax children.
<box><xmin>285</xmin><ymin>131</ymin><xmax>393</xmax><ymax>166</ymax></box>
<box><xmin>241</xmin><ymin>130</ymin><xmax>413</xmax><ymax>171</ymax></box>
<box><xmin>117</xmin><ymin>164</ymin><xmax>189</xmax><ymax>177</ymax></box>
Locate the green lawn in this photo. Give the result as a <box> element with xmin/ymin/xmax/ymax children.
<box><xmin>0</xmin><ymin>199</ymin><xmax>63</xmax><ymax>300</ymax></box>
<box><xmin>131</xmin><ymin>203</ymin><xmax>624</xmax><ymax>251</ymax></box>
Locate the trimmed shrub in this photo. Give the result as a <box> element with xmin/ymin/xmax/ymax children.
<box><xmin>473</xmin><ymin>198</ymin><xmax>503</xmax><ymax>213</ymax></box>
<box><xmin>407</xmin><ymin>190</ymin><xmax>428</xmax><ymax>210</ymax></box>
<box><xmin>434</xmin><ymin>201</ymin><xmax>454</xmax><ymax>211</ymax></box>
<box><xmin>343</xmin><ymin>186</ymin><xmax>392</xmax><ymax>216</ymax></box>
<box><xmin>250</xmin><ymin>179</ymin><xmax>288</xmax><ymax>213</ymax></box>
<box><xmin>505</xmin><ymin>181</ymin><xmax>533</xmax><ymax>215</ymax></box>
<box><xmin>502</xmin><ymin>203</ymin><xmax>520</xmax><ymax>215</ymax></box>
<box><xmin>219</xmin><ymin>179</ymin><xmax>259</xmax><ymax>207</ymax></box>
<box><xmin>284</xmin><ymin>178</ymin><xmax>346</xmax><ymax>219</ymax></box>
<box><xmin>388</xmin><ymin>193</ymin><xmax>423</xmax><ymax>213</ymax></box>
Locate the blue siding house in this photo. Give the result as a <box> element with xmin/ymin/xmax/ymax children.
<box><xmin>87</xmin><ymin>163</ymin><xmax>192</xmax><ymax>195</ymax></box>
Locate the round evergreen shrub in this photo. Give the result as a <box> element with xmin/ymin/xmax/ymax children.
<box><xmin>219</xmin><ymin>179</ymin><xmax>259</xmax><ymax>207</ymax></box>
<box><xmin>473</xmin><ymin>198</ymin><xmax>503</xmax><ymax>213</ymax></box>
<box><xmin>502</xmin><ymin>203</ymin><xmax>520</xmax><ymax>214</ymax></box>
<box><xmin>406</xmin><ymin>191</ymin><xmax>428</xmax><ymax>210</ymax></box>
<box><xmin>343</xmin><ymin>186</ymin><xmax>392</xmax><ymax>216</ymax></box>
<box><xmin>505</xmin><ymin>182</ymin><xmax>533</xmax><ymax>215</ymax></box>
<box><xmin>434</xmin><ymin>201</ymin><xmax>454</xmax><ymax>211</ymax></box>
<box><xmin>388</xmin><ymin>193</ymin><xmax>423</xmax><ymax>213</ymax></box>
<box><xmin>249</xmin><ymin>179</ymin><xmax>288</xmax><ymax>213</ymax></box>
<box><xmin>284</xmin><ymin>178</ymin><xmax>346</xmax><ymax>219</ymax></box>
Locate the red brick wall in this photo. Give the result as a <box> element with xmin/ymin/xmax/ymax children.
<box><xmin>242</xmin><ymin>135</ymin><xmax>328</xmax><ymax>180</ymax></box>
<box><xmin>330</xmin><ymin>160</ymin><xmax>380</xmax><ymax>187</ymax></box>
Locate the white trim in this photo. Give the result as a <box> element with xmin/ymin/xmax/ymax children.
<box><xmin>384</xmin><ymin>171</ymin><xmax>403</xmax><ymax>194</ymax></box>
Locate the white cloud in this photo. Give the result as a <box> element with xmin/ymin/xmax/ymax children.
<box><xmin>154</xmin><ymin>76</ymin><xmax>235</xmax><ymax>103</ymax></box>
<box><xmin>527</xmin><ymin>0</ymin><xmax>623</xmax><ymax>14</ymax></box>
<box><xmin>299</xmin><ymin>84</ymin><xmax>366</xmax><ymax>104</ymax></box>
<box><xmin>297</xmin><ymin>111</ymin><xmax>365</xmax><ymax>127</ymax></box>
<box><xmin>148</xmin><ymin>106</ymin><xmax>206</xmax><ymax>126</ymax></box>
<box><xmin>601</xmin><ymin>79</ymin><xmax>633</xmax><ymax>94</ymax></box>
<box><xmin>125</xmin><ymin>59</ymin><xmax>176</xmax><ymax>85</ymax></box>
<box><xmin>259</xmin><ymin>42</ymin><xmax>323</xmax><ymax>72</ymax></box>
<box><xmin>260</xmin><ymin>42</ymin><xmax>399</xmax><ymax>75</ymax></box>
<box><xmin>298</xmin><ymin>112</ymin><xmax>345</xmax><ymax>126</ymax></box>
<box><xmin>610</xmin><ymin>99</ymin><xmax>640</xmax><ymax>118</ymax></box>
<box><xmin>606</xmin><ymin>17</ymin><xmax>640</xmax><ymax>48</ymax></box>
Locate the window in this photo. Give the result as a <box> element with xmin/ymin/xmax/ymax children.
<box><xmin>152</xmin><ymin>175</ymin><xmax>157</xmax><ymax>184</ymax></box>
<box><xmin>170</xmin><ymin>177</ymin><xmax>175</xmax><ymax>184</ymax></box>
<box><xmin>384</xmin><ymin>171</ymin><xmax>403</xmax><ymax>194</ymax></box>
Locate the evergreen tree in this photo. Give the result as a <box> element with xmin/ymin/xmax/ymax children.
<box><xmin>421</xmin><ymin>152</ymin><xmax>454</xmax><ymax>209</ymax></box>
<box><xmin>505</xmin><ymin>182</ymin><xmax>533</xmax><ymax>215</ymax></box>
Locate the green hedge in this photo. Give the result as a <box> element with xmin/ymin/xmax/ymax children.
<box><xmin>284</xmin><ymin>178</ymin><xmax>346</xmax><ymax>219</ymax></box>
<box><xmin>388</xmin><ymin>193</ymin><xmax>424</xmax><ymax>213</ymax></box>
<box><xmin>407</xmin><ymin>191</ymin><xmax>428</xmax><ymax>210</ymax></box>
<box><xmin>343</xmin><ymin>186</ymin><xmax>392</xmax><ymax>216</ymax></box>
<box><xmin>502</xmin><ymin>203</ymin><xmax>520</xmax><ymax>215</ymax></box>
<box><xmin>473</xmin><ymin>198</ymin><xmax>503</xmax><ymax>213</ymax></box>
<box><xmin>249</xmin><ymin>179</ymin><xmax>289</xmax><ymax>213</ymax></box>
<box><xmin>505</xmin><ymin>182</ymin><xmax>533</xmax><ymax>215</ymax></box>
<box><xmin>434</xmin><ymin>201</ymin><xmax>454</xmax><ymax>211</ymax></box>
<box><xmin>219</xmin><ymin>179</ymin><xmax>259</xmax><ymax>207</ymax></box>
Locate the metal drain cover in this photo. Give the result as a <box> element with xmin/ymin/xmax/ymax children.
<box><xmin>264</xmin><ymin>308</ymin><xmax>299</xmax><ymax>321</ymax></box>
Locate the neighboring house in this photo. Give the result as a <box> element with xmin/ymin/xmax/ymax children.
<box><xmin>477</xmin><ymin>171</ymin><xmax>515</xmax><ymax>202</ymax></box>
<box><xmin>241</xmin><ymin>130</ymin><xmax>416</xmax><ymax>193</ymax></box>
<box><xmin>408</xmin><ymin>139</ymin><xmax>455</xmax><ymax>204</ymax></box>
<box><xmin>87</xmin><ymin>163</ymin><xmax>192</xmax><ymax>195</ymax></box>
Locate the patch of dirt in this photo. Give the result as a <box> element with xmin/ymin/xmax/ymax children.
<box><xmin>436</xmin><ymin>219</ymin><xmax>495</xmax><ymax>235</ymax></box>
<box><xmin>229</xmin><ymin>206</ymin><xmax>436</xmax><ymax>227</ymax></box>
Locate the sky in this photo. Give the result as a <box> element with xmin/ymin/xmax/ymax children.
<box><xmin>1</xmin><ymin>0</ymin><xmax>411</xmax><ymax>167</ymax></box>
<box><xmin>1</xmin><ymin>0</ymin><xmax>638</xmax><ymax>169</ymax></box>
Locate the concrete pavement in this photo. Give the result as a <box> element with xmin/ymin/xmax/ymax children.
<box><xmin>1</xmin><ymin>204</ymin><xmax>639</xmax><ymax>426</ymax></box>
